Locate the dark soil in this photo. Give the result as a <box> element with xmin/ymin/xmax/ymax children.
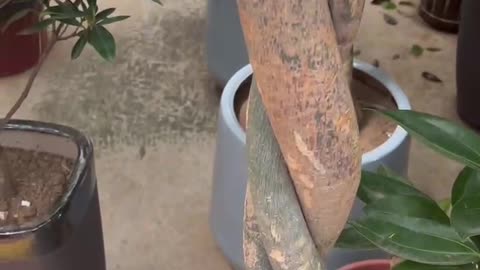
<box><xmin>235</xmin><ymin>77</ymin><xmax>397</xmax><ymax>153</ymax></box>
<box><xmin>0</xmin><ymin>147</ymin><xmax>73</xmax><ymax>230</ymax></box>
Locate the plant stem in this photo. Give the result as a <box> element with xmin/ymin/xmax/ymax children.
<box><xmin>0</xmin><ymin>29</ymin><xmax>58</xmax><ymax>199</ymax></box>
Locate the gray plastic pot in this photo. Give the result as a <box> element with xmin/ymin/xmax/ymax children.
<box><xmin>0</xmin><ymin>120</ymin><xmax>105</xmax><ymax>270</ymax></box>
<box><xmin>210</xmin><ymin>61</ymin><xmax>411</xmax><ymax>270</ymax></box>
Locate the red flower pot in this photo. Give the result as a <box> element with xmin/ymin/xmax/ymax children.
<box><xmin>338</xmin><ymin>260</ymin><xmax>391</xmax><ymax>270</ymax></box>
<box><xmin>0</xmin><ymin>1</ymin><xmax>46</xmax><ymax>77</ymax></box>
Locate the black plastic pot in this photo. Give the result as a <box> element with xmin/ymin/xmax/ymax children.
<box><xmin>456</xmin><ymin>0</ymin><xmax>480</xmax><ymax>128</ymax></box>
<box><xmin>0</xmin><ymin>120</ymin><xmax>106</xmax><ymax>270</ymax></box>
<box><xmin>419</xmin><ymin>0</ymin><xmax>462</xmax><ymax>33</ymax></box>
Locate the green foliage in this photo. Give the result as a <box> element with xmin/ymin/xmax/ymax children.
<box><xmin>337</xmin><ymin>109</ymin><xmax>480</xmax><ymax>268</ymax></box>
<box><xmin>1</xmin><ymin>0</ymin><xmax>162</xmax><ymax>61</ymax></box>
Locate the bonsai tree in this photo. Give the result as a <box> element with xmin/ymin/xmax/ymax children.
<box><xmin>0</xmin><ymin>0</ymin><xmax>161</xmax><ymax>213</ymax></box>
<box><xmin>338</xmin><ymin>109</ymin><xmax>480</xmax><ymax>270</ymax></box>
<box><xmin>237</xmin><ymin>0</ymin><xmax>365</xmax><ymax>268</ymax></box>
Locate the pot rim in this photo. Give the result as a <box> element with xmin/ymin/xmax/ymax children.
<box><xmin>337</xmin><ymin>259</ymin><xmax>391</xmax><ymax>270</ymax></box>
<box><xmin>0</xmin><ymin>120</ymin><xmax>93</xmax><ymax>237</ymax></box>
<box><xmin>220</xmin><ymin>61</ymin><xmax>411</xmax><ymax>164</ymax></box>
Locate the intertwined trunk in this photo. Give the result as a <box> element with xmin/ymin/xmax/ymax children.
<box><xmin>238</xmin><ymin>1</ymin><xmax>364</xmax><ymax>269</ymax></box>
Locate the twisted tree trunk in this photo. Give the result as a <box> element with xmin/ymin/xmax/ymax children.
<box><xmin>238</xmin><ymin>0</ymin><xmax>364</xmax><ymax>269</ymax></box>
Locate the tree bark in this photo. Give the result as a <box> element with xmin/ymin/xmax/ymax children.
<box><xmin>238</xmin><ymin>0</ymin><xmax>361</xmax><ymax>256</ymax></box>
<box><xmin>246</xmin><ymin>80</ymin><xmax>323</xmax><ymax>270</ymax></box>
<box><xmin>329</xmin><ymin>0</ymin><xmax>366</xmax><ymax>125</ymax></box>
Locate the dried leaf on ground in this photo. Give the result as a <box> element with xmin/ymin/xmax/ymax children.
<box><xmin>371</xmin><ymin>0</ymin><xmax>389</xmax><ymax>5</ymax></box>
<box><xmin>384</xmin><ymin>13</ymin><xmax>398</xmax><ymax>25</ymax></box>
<box><xmin>426</xmin><ymin>47</ymin><xmax>442</xmax><ymax>52</ymax></box>
<box><xmin>422</xmin><ymin>71</ymin><xmax>443</xmax><ymax>83</ymax></box>
<box><xmin>392</xmin><ymin>54</ymin><xmax>400</xmax><ymax>60</ymax></box>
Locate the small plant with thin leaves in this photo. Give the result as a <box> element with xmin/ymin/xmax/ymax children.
<box><xmin>0</xmin><ymin>0</ymin><xmax>161</xmax><ymax>198</ymax></box>
<box><xmin>336</xmin><ymin>109</ymin><xmax>480</xmax><ymax>270</ymax></box>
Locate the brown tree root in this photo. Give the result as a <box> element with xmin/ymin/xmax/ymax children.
<box><xmin>245</xmin><ymin>80</ymin><xmax>323</xmax><ymax>270</ymax></box>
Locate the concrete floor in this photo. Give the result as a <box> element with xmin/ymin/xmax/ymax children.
<box><xmin>0</xmin><ymin>0</ymin><xmax>462</xmax><ymax>269</ymax></box>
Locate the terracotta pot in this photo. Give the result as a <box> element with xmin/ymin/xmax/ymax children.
<box><xmin>0</xmin><ymin>1</ymin><xmax>46</xmax><ymax>77</ymax></box>
<box><xmin>338</xmin><ymin>260</ymin><xmax>391</xmax><ymax>270</ymax></box>
<box><xmin>419</xmin><ymin>0</ymin><xmax>462</xmax><ymax>33</ymax></box>
<box><xmin>0</xmin><ymin>120</ymin><xmax>106</xmax><ymax>270</ymax></box>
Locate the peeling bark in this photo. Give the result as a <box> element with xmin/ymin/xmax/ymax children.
<box><xmin>329</xmin><ymin>0</ymin><xmax>366</xmax><ymax>125</ymax></box>
<box><xmin>247</xmin><ymin>81</ymin><xmax>323</xmax><ymax>270</ymax></box>
<box><xmin>238</xmin><ymin>0</ymin><xmax>361</xmax><ymax>255</ymax></box>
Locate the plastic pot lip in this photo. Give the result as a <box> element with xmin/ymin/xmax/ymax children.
<box><xmin>0</xmin><ymin>120</ymin><xmax>93</xmax><ymax>237</ymax></box>
<box><xmin>337</xmin><ymin>259</ymin><xmax>392</xmax><ymax>270</ymax></box>
<box><xmin>220</xmin><ymin>61</ymin><xmax>411</xmax><ymax>164</ymax></box>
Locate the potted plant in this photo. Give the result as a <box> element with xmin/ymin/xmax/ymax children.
<box><xmin>0</xmin><ymin>0</ymin><xmax>160</xmax><ymax>269</ymax></box>
<box><xmin>210</xmin><ymin>0</ymin><xmax>412</xmax><ymax>267</ymax></box>
<box><xmin>337</xmin><ymin>109</ymin><xmax>480</xmax><ymax>270</ymax></box>
<box><xmin>210</xmin><ymin>60</ymin><xmax>411</xmax><ymax>269</ymax></box>
<box><xmin>0</xmin><ymin>0</ymin><xmax>46</xmax><ymax>77</ymax></box>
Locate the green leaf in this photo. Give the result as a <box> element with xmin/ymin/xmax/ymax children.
<box><xmin>87</xmin><ymin>25</ymin><xmax>116</xmax><ymax>61</ymax></box>
<box><xmin>1</xmin><ymin>8</ymin><xmax>34</xmax><ymax>33</ymax></box>
<box><xmin>97</xmin><ymin>15</ymin><xmax>130</xmax><ymax>26</ymax></box>
<box><xmin>18</xmin><ymin>19</ymin><xmax>54</xmax><ymax>35</ymax></box>
<box><xmin>45</xmin><ymin>4</ymin><xmax>85</xmax><ymax>19</ymax></box>
<box><xmin>394</xmin><ymin>261</ymin><xmax>479</xmax><ymax>270</ymax></box>
<box><xmin>376</xmin><ymin>165</ymin><xmax>409</xmax><ymax>183</ymax></box>
<box><xmin>336</xmin><ymin>227</ymin><xmax>377</xmax><ymax>250</ymax></box>
<box><xmin>364</xmin><ymin>195</ymin><xmax>450</xmax><ymax>224</ymax></box>
<box><xmin>358</xmin><ymin>170</ymin><xmax>427</xmax><ymax>204</ymax></box>
<box><xmin>451</xmin><ymin>196</ymin><xmax>480</xmax><ymax>238</ymax></box>
<box><xmin>150</xmin><ymin>0</ymin><xmax>163</xmax><ymax>5</ymax></box>
<box><xmin>350</xmin><ymin>216</ymin><xmax>480</xmax><ymax>265</ymax></box>
<box><xmin>377</xmin><ymin>110</ymin><xmax>480</xmax><ymax>170</ymax></box>
<box><xmin>411</xmin><ymin>44</ymin><xmax>424</xmax><ymax>57</ymax></box>
<box><xmin>383</xmin><ymin>1</ymin><xmax>397</xmax><ymax>10</ymax></box>
<box><xmin>71</xmin><ymin>33</ymin><xmax>88</xmax><ymax>59</ymax></box>
<box><xmin>95</xmin><ymin>8</ymin><xmax>116</xmax><ymax>21</ymax></box>
<box><xmin>57</xmin><ymin>18</ymin><xmax>82</xmax><ymax>26</ymax></box>
<box><xmin>452</xmin><ymin>167</ymin><xmax>480</xmax><ymax>205</ymax></box>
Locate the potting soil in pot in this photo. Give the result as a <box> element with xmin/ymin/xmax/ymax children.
<box><xmin>0</xmin><ymin>147</ymin><xmax>73</xmax><ymax>230</ymax></box>
<box><xmin>235</xmin><ymin>79</ymin><xmax>396</xmax><ymax>153</ymax></box>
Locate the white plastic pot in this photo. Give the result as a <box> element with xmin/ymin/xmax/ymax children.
<box><xmin>210</xmin><ymin>61</ymin><xmax>411</xmax><ymax>270</ymax></box>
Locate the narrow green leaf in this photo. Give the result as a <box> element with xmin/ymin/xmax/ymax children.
<box><xmin>451</xmin><ymin>196</ymin><xmax>480</xmax><ymax>238</ymax></box>
<box><xmin>335</xmin><ymin>227</ymin><xmax>377</xmax><ymax>250</ymax></box>
<box><xmin>97</xmin><ymin>15</ymin><xmax>130</xmax><ymax>26</ymax></box>
<box><xmin>383</xmin><ymin>1</ymin><xmax>397</xmax><ymax>10</ymax></box>
<box><xmin>18</xmin><ymin>19</ymin><xmax>54</xmax><ymax>35</ymax></box>
<box><xmin>71</xmin><ymin>33</ymin><xmax>88</xmax><ymax>59</ymax></box>
<box><xmin>358</xmin><ymin>170</ymin><xmax>427</xmax><ymax>204</ymax></box>
<box><xmin>377</xmin><ymin>110</ymin><xmax>480</xmax><ymax>170</ymax></box>
<box><xmin>95</xmin><ymin>8</ymin><xmax>116</xmax><ymax>21</ymax></box>
<box><xmin>87</xmin><ymin>25</ymin><xmax>115</xmax><ymax>61</ymax></box>
<box><xmin>394</xmin><ymin>261</ymin><xmax>479</xmax><ymax>270</ymax></box>
<box><xmin>150</xmin><ymin>0</ymin><xmax>163</xmax><ymax>5</ymax></box>
<box><xmin>1</xmin><ymin>9</ymin><xmax>32</xmax><ymax>33</ymax></box>
<box><xmin>45</xmin><ymin>4</ymin><xmax>85</xmax><ymax>19</ymax></box>
<box><xmin>411</xmin><ymin>44</ymin><xmax>424</xmax><ymax>57</ymax></box>
<box><xmin>350</xmin><ymin>217</ymin><xmax>480</xmax><ymax>265</ymax></box>
<box><xmin>364</xmin><ymin>195</ymin><xmax>450</xmax><ymax>224</ymax></box>
<box><xmin>452</xmin><ymin>167</ymin><xmax>480</xmax><ymax>205</ymax></box>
